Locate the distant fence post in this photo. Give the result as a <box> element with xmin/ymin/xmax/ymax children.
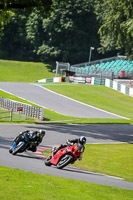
<box><xmin>10</xmin><ymin>109</ymin><xmax>13</xmax><ymax>122</ymax></box>
<box><xmin>0</xmin><ymin>109</ymin><xmax>13</xmax><ymax>122</ymax></box>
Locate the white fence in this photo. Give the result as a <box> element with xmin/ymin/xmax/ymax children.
<box><xmin>0</xmin><ymin>97</ymin><xmax>44</xmax><ymax>120</ymax></box>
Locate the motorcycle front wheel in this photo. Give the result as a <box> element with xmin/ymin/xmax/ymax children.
<box><xmin>12</xmin><ymin>143</ymin><xmax>25</xmax><ymax>155</ymax></box>
<box><xmin>57</xmin><ymin>154</ymin><xmax>73</xmax><ymax>169</ymax></box>
<box><xmin>45</xmin><ymin>156</ymin><xmax>52</xmax><ymax>166</ymax></box>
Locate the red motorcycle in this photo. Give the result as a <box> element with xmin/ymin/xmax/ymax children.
<box><xmin>45</xmin><ymin>143</ymin><xmax>84</xmax><ymax>169</ymax></box>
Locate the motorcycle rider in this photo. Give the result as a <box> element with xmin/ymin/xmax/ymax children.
<box><xmin>53</xmin><ymin>136</ymin><xmax>86</xmax><ymax>158</ymax></box>
<box><xmin>9</xmin><ymin>129</ymin><xmax>45</xmax><ymax>153</ymax></box>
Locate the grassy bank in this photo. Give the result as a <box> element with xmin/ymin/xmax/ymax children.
<box><xmin>0</xmin><ymin>59</ymin><xmax>133</xmax><ymax>123</ymax></box>
<box><xmin>43</xmin><ymin>143</ymin><xmax>133</xmax><ymax>182</ymax></box>
<box><xmin>0</xmin><ymin>60</ymin><xmax>54</xmax><ymax>82</ymax></box>
<box><xmin>72</xmin><ymin>143</ymin><xmax>133</xmax><ymax>182</ymax></box>
<box><xmin>0</xmin><ymin>166</ymin><xmax>133</xmax><ymax>200</ymax></box>
<box><xmin>1</xmin><ymin>88</ymin><xmax>129</xmax><ymax>124</ymax></box>
<box><xmin>43</xmin><ymin>83</ymin><xmax>133</xmax><ymax>123</ymax></box>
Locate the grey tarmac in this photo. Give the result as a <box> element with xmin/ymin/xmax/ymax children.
<box><xmin>0</xmin><ymin>124</ymin><xmax>133</xmax><ymax>190</ymax></box>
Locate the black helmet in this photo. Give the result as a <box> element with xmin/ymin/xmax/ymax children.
<box><xmin>79</xmin><ymin>136</ymin><xmax>86</xmax><ymax>145</ymax></box>
<box><xmin>39</xmin><ymin>130</ymin><xmax>45</xmax><ymax>137</ymax></box>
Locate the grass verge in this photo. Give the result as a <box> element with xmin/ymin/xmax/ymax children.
<box><xmin>42</xmin><ymin>83</ymin><xmax>133</xmax><ymax>123</ymax></box>
<box><xmin>43</xmin><ymin>143</ymin><xmax>133</xmax><ymax>182</ymax></box>
<box><xmin>0</xmin><ymin>87</ymin><xmax>131</xmax><ymax>124</ymax></box>
<box><xmin>71</xmin><ymin>143</ymin><xmax>133</xmax><ymax>182</ymax></box>
<box><xmin>0</xmin><ymin>166</ymin><xmax>133</xmax><ymax>200</ymax></box>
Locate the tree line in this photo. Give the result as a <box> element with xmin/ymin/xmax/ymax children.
<box><xmin>0</xmin><ymin>0</ymin><xmax>132</xmax><ymax>65</ymax></box>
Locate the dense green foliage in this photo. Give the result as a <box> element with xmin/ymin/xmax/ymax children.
<box><xmin>94</xmin><ymin>0</ymin><xmax>133</xmax><ymax>59</ymax></box>
<box><xmin>0</xmin><ymin>0</ymin><xmax>133</xmax><ymax>63</ymax></box>
<box><xmin>0</xmin><ymin>9</ymin><xmax>14</xmax><ymax>39</ymax></box>
<box><xmin>0</xmin><ymin>0</ymin><xmax>52</xmax><ymax>9</ymax></box>
<box><xmin>0</xmin><ymin>0</ymin><xmax>100</xmax><ymax>63</ymax></box>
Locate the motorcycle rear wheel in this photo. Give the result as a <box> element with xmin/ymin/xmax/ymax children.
<box><xmin>57</xmin><ymin>154</ymin><xmax>73</xmax><ymax>169</ymax></box>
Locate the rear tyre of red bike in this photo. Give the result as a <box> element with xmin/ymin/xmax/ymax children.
<box><xmin>57</xmin><ymin>154</ymin><xmax>73</xmax><ymax>169</ymax></box>
<box><xmin>45</xmin><ymin>156</ymin><xmax>52</xmax><ymax>166</ymax></box>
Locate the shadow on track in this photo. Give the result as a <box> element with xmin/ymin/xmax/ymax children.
<box><xmin>25</xmin><ymin>124</ymin><xmax>133</xmax><ymax>143</ymax></box>
<box><xmin>13</xmin><ymin>152</ymin><xmax>44</xmax><ymax>160</ymax></box>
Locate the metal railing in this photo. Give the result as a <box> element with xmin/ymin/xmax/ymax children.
<box><xmin>0</xmin><ymin>97</ymin><xmax>44</xmax><ymax>120</ymax></box>
<box><xmin>70</xmin><ymin>56</ymin><xmax>127</xmax><ymax>69</ymax></box>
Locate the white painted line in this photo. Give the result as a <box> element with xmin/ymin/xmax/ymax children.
<box><xmin>33</xmin><ymin>84</ymin><xmax>129</xmax><ymax>120</ymax></box>
<box><xmin>69</xmin><ymin>166</ymin><xmax>123</xmax><ymax>180</ymax></box>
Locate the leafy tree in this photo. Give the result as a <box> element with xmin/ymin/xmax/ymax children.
<box><xmin>0</xmin><ymin>0</ymin><xmax>52</xmax><ymax>40</ymax></box>
<box><xmin>0</xmin><ymin>10</ymin><xmax>35</xmax><ymax>60</ymax></box>
<box><xmin>28</xmin><ymin>0</ymin><xmax>100</xmax><ymax>64</ymax></box>
<box><xmin>0</xmin><ymin>9</ymin><xmax>14</xmax><ymax>39</ymax></box>
<box><xmin>0</xmin><ymin>0</ymin><xmax>52</xmax><ymax>9</ymax></box>
<box><xmin>0</xmin><ymin>0</ymin><xmax>101</xmax><ymax>63</ymax></box>
<box><xmin>94</xmin><ymin>0</ymin><xmax>133</xmax><ymax>58</ymax></box>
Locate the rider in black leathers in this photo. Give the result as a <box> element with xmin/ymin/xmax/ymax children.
<box><xmin>9</xmin><ymin>129</ymin><xmax>45</xmax><ymax>153</ymax></box>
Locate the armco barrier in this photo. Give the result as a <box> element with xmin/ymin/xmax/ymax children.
<box><xmin>38</xmin><ymin>77</ymin><xmax>62</xmax><ymax>83</ymax></box>
<box><xmin>0</xmin><ymin>97</ymin><xmax>44</xmax><ymax>120</ymax></box>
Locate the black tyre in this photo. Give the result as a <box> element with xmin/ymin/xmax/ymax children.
<box><xmin>9</xmin><ymin>147</ymin><xmax>13</xmax><ymax>154</ymax></box>
<box><xmin>45</xmin><ymin>156</ymin><xmax>52</xmax><ymax>166</ymax></box>
<box><xmin>12</xmin><ymin>143</ymin><xmax>25</xmax><ymax>155</ymax></box>
<box><xmin>57</xmin><ymin>154</ymin><xmax>73</xmax><ymax>169</ymax></box>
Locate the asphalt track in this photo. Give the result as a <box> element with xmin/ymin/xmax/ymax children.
<box><xmin>0</xmin><ymin>82</ymin><xmax>128</xmax><ymax>119</ymax></box>
<box><xmin>0</xmin><ymin>124</ymin><xmax>133</xmax><ymax>190</ymax></box>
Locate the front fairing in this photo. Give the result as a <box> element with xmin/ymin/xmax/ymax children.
<box><xmin>50</xmin><ymin>144</ymin><xmax>83</xmax><ymax>165</ymax></box>
<box><xmin>15</xmin><ymin>141</ymin><xmax>28</xmax><ymax>153</ymax></box>
<box><xmin>51</xmin><ymin>147</ymin><xmax>68</xmax><ymax>165</ymax></box>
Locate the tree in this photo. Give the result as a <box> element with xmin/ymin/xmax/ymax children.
<box><xmin>0</xmin><ymin>0</ymin><xmax>52</xmax><ymax>9</ymax></box>
<box><xmin>0</xmin><ymin>9</ymin><xmax>14</xmax><ymax>39</ymax></box>
<box><xmin>0</xmin><ymin>0</ymin><xmax>52</xmax><ymax>40</ymax></box>
<box><xmin>0</xmin><ymin>0</ymin><xmax>102</xmax><ymax>63</ymax></box>
<box><xmin>94</xmin><ymin>0</ymin><xmax>133</xmax><ymax>58</ymax></box>
<box><xmin>27</xmin><ymin>0</ymin><xmax>100</xmax><ymax>63</ymax></box>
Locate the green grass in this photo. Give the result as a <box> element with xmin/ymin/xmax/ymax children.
<box><xmin>0</xmin><ymin>88</ymin><xmax>130</xmax><ymax>124</ymax></box>
<box><xmin>0</xmin><ymin>90</ymin><xmax>37</xmax><ymax>123</ymax></box>
<box><xmin>43</xmin><ymin>143</ymin><xmax>133</xmax><ymax>182</ymax></box>
<box><xmin>0</xmin><ymin>59</ymin><xmax>133</xmax><ymax>124</ymax></box>
<box><xmin>0</xmin><ymin>59</ymin><xmax>54</xmax><ymax>82</ymax></box>
<box><xmin>0</xmin><ymin>83</ymin><xmax>133</xmax><ymax>124</ymax></box>
<box><xmin>0</xmin><ymin>89</ymin><xmax>80</xmax><ymax>123</ymax></box>
<box><xmin>72</xmin><ymin>143</ymin><xmax>133</xmax><ymax>182</ymax></box>
<box><xmin>0</xmin><ymin>108</ymin><xmax>35</xmax><ymax>123</ymax></box>
<box><xmin>0</xmin><ymin>60</ymin><xmax>133</xmax><ymax>197</ymax></box>
<box><xmin>0</xmin><ymin>166</ymin><xmax>133</xmax><ymax>200</ymax></box>
<box><xmin>42</xmin><ymin>83</ymin><xmax>133</xmax><ymax>123</ymax></box>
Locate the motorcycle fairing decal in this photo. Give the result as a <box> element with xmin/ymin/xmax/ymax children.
<box><xmin>17</xmin><ymin>141</ymin><xmax>25</xmax><ymax>147</ymax></box>
<box><xmin>65</xmin><ymin>147</ymin><xmax>71</xmax><ymax>152</ymax></box>
<box><xmin>74</xmin><ymin>145</ymin><xmax>78</xmax><ymax>151</ymax></box>
<box><xmin>12</xmin><ymin>142</ymin><xmax>16</xmax><ymax>151</ymax></box>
